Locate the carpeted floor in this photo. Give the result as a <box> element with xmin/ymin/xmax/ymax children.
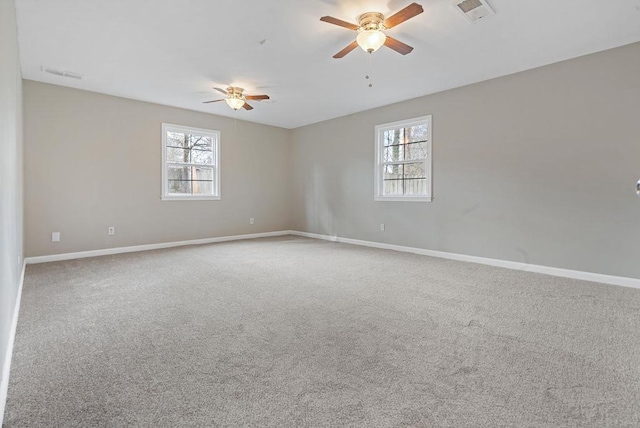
<box><xmin>4</xmin><ymin>236</ymin><xmax>640</xmax><ymax>427</ymax></box>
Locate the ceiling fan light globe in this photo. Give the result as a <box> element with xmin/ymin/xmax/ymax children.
<box><xmin>225</xmin><ymin>97</ymin><xmax>245</xmax><ymax>110</ymax></box>
<box><xmin>357</xmin><ymin>30</ymin><xmax>386</xmax><ymax>53</ymax></box>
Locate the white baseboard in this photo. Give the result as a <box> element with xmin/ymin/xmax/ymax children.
<box><xmin>289</xmin><ymin>231</ymin><xmax>640</xmax><ymax>289</ymax></box>
<box><xmin>24</xmin><ymin>231</ymin><xmax>292</xmax><ymax>264</ymax></box>
<box><xmin>23</xmin><ymin>229</ymin><xmax>640</xmax><ymax>289</ymax></box>
<box><xmin>0</xmin><ymin>260</ymin><xmax>26</xmax><ymax>427</ymax></box>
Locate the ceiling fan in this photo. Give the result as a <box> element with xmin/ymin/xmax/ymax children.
<box><xmin>320</xmin><ymin>2</ymin><xmax>424</xmax><ymax>58</ymax></box>
<box><xmin>203</xmin><ymin>86</ymin><xmax>270</xmax><ymax>111</ymax></box>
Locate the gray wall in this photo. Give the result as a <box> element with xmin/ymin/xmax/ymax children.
<box><xmin>291</xmin><ymin>42</ymin><xmax>640</xmax><ymax>279</ymax></box>
<box><xmin>24</xmin><ymin>81</ymin><xmax>292</xmax><ymax>257</ymax></box>
<box><xmin>0</xmin><ymin>0</ymin><xmax>24</xmax><ymax>393</ymax></box>
<box><xmin>22</xmin><ymin>43</ymin><xmax>640</xmax><ymax>279</ymax></box>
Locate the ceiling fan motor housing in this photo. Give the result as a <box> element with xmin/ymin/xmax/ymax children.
<box><xmin>227</xmin><ymin>86</ymin><xmax>244</xmax><ymax>98</ymax></box>
<box><xmin>358</xmin><ymin>12</ymin><xmax>385</xmax><ymax>31</ymax></box>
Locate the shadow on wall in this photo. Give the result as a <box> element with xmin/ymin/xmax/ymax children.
<box><xmin>304</xmin><ymin>160</ymin><xmax>372</xmax><ymax>239</ymax></box>
<box><xmin>306</xmin><ymin>166</ymin><xmax>335</xmax><ymax>236</ymax></box>
<box><xmin>306</xmin><ymin>163</ymin><xmax>358</xmax><ymax>237</ymax></box>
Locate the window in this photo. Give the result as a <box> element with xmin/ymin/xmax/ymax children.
<box><xmin>161</xmin><ymin>123</ymin><xmax>220</xmax><ymax>201</ymax></box>
<box><xmin>374</xmin><ymin>115</ymin><xmax>432</xmax><ymax>202</ymax></box>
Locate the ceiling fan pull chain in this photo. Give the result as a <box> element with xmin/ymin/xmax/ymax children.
<box><xmin>365</xmin><ymin>52</ymin><xmax>374</xmax><ymax>88</ymax></box>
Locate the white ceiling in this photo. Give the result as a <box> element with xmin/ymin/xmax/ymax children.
<box><xmin>15</xmin><ymin>0</ymin><xmax>640</xmax><ymax>129</ymax></box>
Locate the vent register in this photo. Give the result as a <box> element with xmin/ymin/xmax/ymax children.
<box><xmin>454</xmin><ymin>0</ymin><xmax>495</xmax><ymax>23</ymax></box>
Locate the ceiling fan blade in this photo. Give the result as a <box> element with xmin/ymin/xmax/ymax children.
<box><xmin>384</xmin><ymin>36</ymin><xmax>414</xmax><ymax>55</ymax></box>
<box><xmin>245</xmin><ymin>95</ymin><xmax>270</xmax><ymax>101</ymax></box>
<box><xmin>383</xmin><ymin>2</ymin><xmax>424</xmax><ymax>29</ymax></box>
<box><xmin>202</xmin><ymin>99</ymin><xmax>225</xmax><ymax>103</ymax></box>
<box><xmin>242</xmin><ymin>102</ymin><xmax>254</xmax><ymax>110</ymax></box>
<box><xmin>213</xmin><ymin>87</ymin><xmax>228</xmax><ymax>95</ymax></box>
<box><xmin>333</xmin><ymin>40</ymin><xmax>359</xmax><ymax>58</ymax></box>
<box><xmin>320</xmin><ymin>16</ymin><xmax>359</xmax><ymax>31</ymax></box>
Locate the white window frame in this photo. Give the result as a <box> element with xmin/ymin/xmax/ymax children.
<box><xmin>374</xmin><ymin>115</ymin><xmax>432</xmax><ymax>202</ymax></box>
<box><xmin>161</xmin><ymin>123</ymin><xmax>220</xmax><ymax>201</ymax></box>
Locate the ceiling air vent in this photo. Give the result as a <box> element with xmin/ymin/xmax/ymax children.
<box><xmin>41</xmin><ymin>66</ymin><xmax>83</xmax><ymax>80</ymax></box>
<box><xmin>454</xmin><ymin>0</ymin><xmax>495</xmax><ymax>23</ymax></box>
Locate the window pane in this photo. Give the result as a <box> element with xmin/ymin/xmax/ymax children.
<box><xmin>193</xmin><ymin>180</ymin><xmax>213</xmax><ymax>195</ymax></box>
<box><xmin>383</xmin><ymin>164</ymin><xmax>403</xmax><ymax>196</ymax></box>
<box><xmin>383</xmin><ymin>129</ymin><xmax>403</xmax><ymax>147</ymax></box>
<box><xmin>191</xmin><ymin>148</ymin><xmax>213</xmax><ymax>165</ymax></box>
<box><xmin>407</xmin><ymin>124</ymin><xmax>428</xmax><ymax>142</ymax></box>
<box><xmin>168</xmin><ymin>181</ymin><xmax>191</xmax><ymax>194</ymax></box>
<box><xmin>404</xmin><ymin>141</ymin><xmax>428</xmax><ymax>161</ymax></box>
<box><xmin>404</xmin><ymin>179</ymin><xmax>427</xmax><ymax>195</ymax></box>
<box><xmin>383</xmin><ymin>180</ymin><xmax>403</xmax><ymax>196</ymax></box>
<box><xmin>167</xmin><ymin>147</ymin><xmax>190</xmax><ymax>163</ymax></box>
<box><xmin>186</xmin><ymin>134</ymin><xmax>212</xmax><ymax>150</ymax></box>
<box><xmin>384</xmin><ymin>164</ymin><xmax>403</xmax><ymax>179</ymax></box>
<box><xmin>404</xmin><ymin>162</ymin><xmax>426</xmax><ymax>179</ymax></box>
<box><xmin>167</xmin><ymin>132</ymin><xmax>185</xmax><ymax>147</ymax></box>
<box><xmin>168</xmin><ymin>166</ymin><xmax>191</xmax><ymax>180</ymax></box>
<box><xmin>192</xmin><ymin>167</ymin><xmax>213</xmax><ymax>195</ymax></box>
<box><xmin>167</xmin><ymin>166</ymin><xmax>191</xmax><ymax>194</ymax></box>
<box><xmin>383</xmin><ymin>145</ymin><xmax>404</xmax><ymax>162</ymax></box>
<box><xmin>193</xmin><ymin>167</ymin><xmax>213</xmax><ymax>181</ymax></box>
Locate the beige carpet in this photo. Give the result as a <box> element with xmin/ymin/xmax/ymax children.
<box><xmin>4</xmin><ymin>236</ymin><xmax>640</xmax><ymax>426</ymax></box>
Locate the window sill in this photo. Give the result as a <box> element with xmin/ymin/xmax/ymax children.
<box><xmin>374</xmin><ymin>196</ymin><xmax>432</xmax><ymax>202</ymax></box>
<box><xmin>161</xmin><ymin>195</ymin><xmax>221</xmax><ymax>201</ymax></box>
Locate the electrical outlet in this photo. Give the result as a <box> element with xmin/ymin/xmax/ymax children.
<box><xmin>249</xmin><ymin>218</ymin><xmax>255</xmax><ymax>225</ymax></box>
<box><xmin>52</xmin><ymin>232</ymin><xmax>60</xmax><ymax>242</ymax></box>
<box><xmin>108</xmin><ymin>226</ymin><xmax>115</xmax><ymax>235</ymax></box>
<box><xmin>380</xmin><ymin>223</ymin><xmax>385</xmax><ymax>231</ymax></box>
